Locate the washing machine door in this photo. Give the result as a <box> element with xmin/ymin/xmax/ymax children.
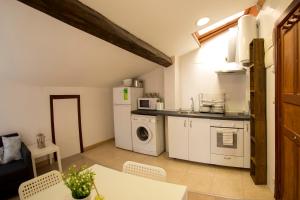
<box><xmin>136</xmin><ymin>125</ymin><xmax>152</xmax><ymax>143</ymax></box>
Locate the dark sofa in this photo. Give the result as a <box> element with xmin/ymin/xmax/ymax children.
<box><xmin>0</xmin><ymin>133</ymin><xmax>33</xmax><ymax>199</ymax></box>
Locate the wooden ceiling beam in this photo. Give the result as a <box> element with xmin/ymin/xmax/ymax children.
<box><xmin>17</xmin><ymin>0</ymin><xmax>172</xmax><ymax>67</ymax></box>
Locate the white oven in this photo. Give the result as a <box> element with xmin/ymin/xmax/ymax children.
<box><xmin>210</xmin><ymin>120</ymin><xmax>245</xmax><ymax>168</ymax></box>
<box><xmin>211</xmin><ymin>127</ymin><xmax>244</xmax><ymax>157</ymax></box>
<box><xmin>138</xmin><ymin>98</ymin><xmax>159</xmax><ymax>110</ymax></box>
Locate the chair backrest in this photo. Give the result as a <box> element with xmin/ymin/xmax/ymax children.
<box><xmin>19</xmin><ymin>170</ymin><xmax>62</xmax><ymax>200</ymax></box>
<box><xmin>122</xmin><ymin>161</ymin><xmax>167</xmax><ymax>181</ymax></box>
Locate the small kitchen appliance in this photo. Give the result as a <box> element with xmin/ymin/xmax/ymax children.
<box><xmin>138</xmin><ymin>98</ymin><xmax>159</xmax><ymax>110</ymax></box>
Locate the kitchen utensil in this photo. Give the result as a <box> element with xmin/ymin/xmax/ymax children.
<box><xmin>156</xmin><ymin>102</ymin><xmax>164</xmax><ymax>110</ymax></box>
<box><xmin>123</xmin><ymin>79</ymin><xmax>133</xmax><ymax>87</ymax></box>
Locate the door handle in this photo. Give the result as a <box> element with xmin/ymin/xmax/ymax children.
<box><xmin>184</xmin><ymin>120</ymin><xmax>186</xmax><ymax>127</ymax></box>
<box><xmin>190</xmin><ymin>120</ymin><xmax>192</xmax><ymax>128</ymax></box>
<box><xmin>293</xmin><ymin>136</ymin><xmax>297</xmax><ymax>141</ymax></box>
<box><xmin>224</xmin><ymin>156</ymin><xmax>232</xmax><ymax>160</ymax></box>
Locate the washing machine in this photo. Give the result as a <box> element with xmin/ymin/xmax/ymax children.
<box><xmin>131</xmin><ymin>114</ymin><xmax>164</xmax><ymax>156</ymax></box>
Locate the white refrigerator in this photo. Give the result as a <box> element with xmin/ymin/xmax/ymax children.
<box><xmin>113</xmin><ymin>87</ymin><xmax>143</xmax><ymax>150</ymax></box>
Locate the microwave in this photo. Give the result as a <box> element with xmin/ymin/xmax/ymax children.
<box><xmin>138</xmin><ymin>98</ymin><xmax>159</xmax><ymax>110</ymax></box>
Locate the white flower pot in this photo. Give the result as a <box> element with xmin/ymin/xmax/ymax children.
<box><xmin>72</xmin><ymin>193</ymin><xmax>91</xmax><ymax>200</ymax></box>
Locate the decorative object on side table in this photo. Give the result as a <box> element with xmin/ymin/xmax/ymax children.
<box><xmin>36</xmin><ymin>133</ymin><xmax>46</xmax><ymax>149</ymax></box>
<box><xmin>63</xmin><ymin>165</ymin><xmax>104</xmax><ymax>200</ymax></box>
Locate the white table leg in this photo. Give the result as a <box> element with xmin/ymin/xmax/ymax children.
<box><xmin>56</xmin><ymin>150</ymin><xmax>63</xmax><ymax>172</ymax></box>
<box><xmin>49</xmin><ymin>153</ymin><xmax>53</xmax><ymax>165</ymax></box>
<box><xmin>31</xmin><ymin>156</ymin><xmax>37</xmax><ymax>177</ymax></box>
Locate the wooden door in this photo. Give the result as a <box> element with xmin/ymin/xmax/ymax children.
<box><xmin>167</xmin><ymin>116</ymin><xmax>189</xmax><ymax>160</ymax></box>
<box><xmin>275</xmin><ymin>2</ymin><xmax>300</xmax><ymax>200</ymax></box>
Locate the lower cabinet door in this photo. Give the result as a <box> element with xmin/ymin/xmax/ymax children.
<box><xmin>211</xmin><ymin>154</ymin><xmax>244</xmax><ymax>168</ymax></box>
<box><xmin>168</xmin><ymin>116</ymin><xmax>189</xmax><ymax>160</ymax></box>
<box><xmin>188</xmin><ymin>118</ymin><xmax>211</xmax><ymax>163</ymax></box>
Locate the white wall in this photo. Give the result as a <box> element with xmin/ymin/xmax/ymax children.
<box><xmin>257</xmin><ymin>0</ymin><xmax>293</xmax><ymax>193</ymax></box>
<box><xmin>164</xmin><ymin>56</ymin><xmax>181</xmax><ymax>110</ymax></box>
<box><xmin>179</xmin><ymin>32</ymin><xmax>247</xmax><ymax>112</ymax></box>
<box><xmin>139</xmin><ymin>31</ymin><xmax>247</xmax><ymax>112</ymax></box>
<box><xmin>0</xmin><ymin>81</ymin><xmax>114</xmax><ymax>147</ymax></box>
<box><xmin>138</xmin><ymin>68</ymin><xmax>164</xmax><ymax>98</ymax></box>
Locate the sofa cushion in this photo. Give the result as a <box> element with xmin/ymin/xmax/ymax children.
<box><xmin>1</xmin><ymin>136</ymin><xmax>22</xmax><ymax>164</ymax></box>
<box><xmin>0</xmin><ymin>147</ymin><xmax>3</xmax><ymax>163</ymax></box>
<box><xmin>0</xmin><ymin>133</ymin><xmax>19</xmax><ymax>147</ymax></box>
<box><xmin>0</xmin><ymin>160</ymin><xmax>27</xmax><ymax>177</ymax></box>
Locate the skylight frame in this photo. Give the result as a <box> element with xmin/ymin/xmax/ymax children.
<box><xmin>193</xmin><ymin>5</ymin><xmax>259</xmax><ymax>45</ymax></box>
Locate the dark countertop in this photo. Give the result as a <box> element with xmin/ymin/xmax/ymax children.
<box><xmin>131</xmin><ymin>109</ymin><xmax>250</xmax><ymax>121</ymax></box>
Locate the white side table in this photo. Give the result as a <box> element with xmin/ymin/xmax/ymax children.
<box><xmin>28</xmin><ymin>141</ymin><xmax>63</xmax><ymax>177</ymax></box>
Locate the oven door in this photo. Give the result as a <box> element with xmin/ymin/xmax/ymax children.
<box><xmin>211</xmin><ymin>127</ymin><xmax>243</xmax><ymax>157</ymax></box>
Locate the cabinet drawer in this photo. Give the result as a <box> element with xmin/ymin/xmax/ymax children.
<box><xmin>211</xmin><ymin>154</ymin><xmax>244</xmax><ymax>168</ymax></box>
<box><xmin>210</xmin><ymin>120</ymin><xmax>244</xmax><ymax>128</ymax></box>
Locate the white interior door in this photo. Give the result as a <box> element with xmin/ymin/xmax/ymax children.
<box><xmin>53</xmin><ymin>99</ymin><xmax>81</xmax><ymax>159</ymax></box>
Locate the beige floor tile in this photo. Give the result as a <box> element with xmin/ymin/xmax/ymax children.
<box><xmin>188</xmin><ymin>192</ymin><xmax>215</xmax><ymax>200</ymax></box>
<box><xmin>10</xmin><ymin>141</ymin><xmax>271</xmax><ymax>200</ymax></box>
<box><xmin>242</xmin><ymin>173</ymin><xmax>274</xmax><ymax>200</ymax></box>
<box><xmin>210</xmin><ymin>166</ymin><xmax>244</xmax><ymax>199</ymax></box>
<box><xmin>181</xmin><ymin>171</ymin><xmax>213</xmax><ymax>194</ymax></box>
<box><xmin>166</xmin><ymin>167</ymin><xmax>187</xmax><ymax>184</ymax></box>
<box><xmin>187</xmin><ymin>162</ymin><xmax>215</xmax><ymax>175</ymax></box>
<box><xmin>164</xmin><ymin>158</ymin><xmax>192</xmax><ymax>172</ymax></box>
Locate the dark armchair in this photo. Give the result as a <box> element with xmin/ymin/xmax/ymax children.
<box><xmin>0</xmin><ymin>133</ymin><xmax>33</xmax><ymax>199</ymax></box>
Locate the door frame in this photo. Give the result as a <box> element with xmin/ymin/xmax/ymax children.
<box><xmin>274</xmin><ymin>1</ymin><xmax>300</xmax><ymax>199</ymax></box>
<box><xmin>50</xmin><ymin>95</ymin><xmax>84</xmax><ymax>153</ymax></box>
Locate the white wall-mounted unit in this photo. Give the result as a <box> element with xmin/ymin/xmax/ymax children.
<box><xmin>227</xmin><ymin>28</ymin><xmax>238</xmax><ymax>63</ymax></box>
<box><xmin>237</xmin><ymin>15</ymin><xmax>257</xmax><ymax>65</ymax></box>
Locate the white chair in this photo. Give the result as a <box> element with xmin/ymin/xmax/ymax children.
<box><xmin>18</xmin><ymin>170</ymin><xmax>62</xmax><ymax>200</ymax></box>
<box><xmin>122</xmin><ymin>161</ymin><xmax>167</xmax><ymax>181</ymax></box>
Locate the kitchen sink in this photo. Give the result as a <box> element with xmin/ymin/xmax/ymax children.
<box><xmin>176</xmin><ymin>110</ymin><xmax>197</xmax><ymax>114</ymax></box>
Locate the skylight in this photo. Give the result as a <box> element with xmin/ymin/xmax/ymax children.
<box><xmin>197</xmin><ymin>11</ymin><xmax>245</xmax><ymax>36</ymax></box>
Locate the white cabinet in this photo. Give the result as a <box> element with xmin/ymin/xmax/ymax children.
<box><xmin>189</xmin><ymin>118</ymin><xmax>211</xmax><ymax>163</ymax></box>
<box><xmin>168</xmin><ymin>117</ymin><xmax>189</xmax><ymax>160</ymax></box>
<box><xmin>168</xmin><ymin>116</ymin><xmax>210</xmax><ymax>163</ymax></box>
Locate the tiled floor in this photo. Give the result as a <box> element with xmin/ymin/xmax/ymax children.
<box><xmin>9</xmin><ymin>140</ymin><xmax>274</xmax><ymax>200</ymax></box>
<box><xmin>82</xmin><ymin>140</ymin><xmax>274</xmax><ymax>200</ymax></box>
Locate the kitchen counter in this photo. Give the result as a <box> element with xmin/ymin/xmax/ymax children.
<box><xmin>131</xmin><ymin>109</ymin><xmax>250</xmax><ymax>121</ymax></box>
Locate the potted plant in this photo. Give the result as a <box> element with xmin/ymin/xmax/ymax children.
<box><xmin>63</xmin><ymin>165</ymin><xmax>95</xmax><ymax>200</ymax></box>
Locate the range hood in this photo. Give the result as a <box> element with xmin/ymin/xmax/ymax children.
<box><xmin>216</xmin><ymin>15</ymin><xmax>257</xmax><ymax>74</ymax></box>
<box><xmin>215</xmin><ymin>62</ymin><xmax>246</xmax><ymax>74</ymax></box>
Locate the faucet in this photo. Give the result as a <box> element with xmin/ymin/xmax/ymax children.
<box><xmin>190</xmin><ymin>97</ymin><xmax>195</xmax><ymax>112</ymax></box>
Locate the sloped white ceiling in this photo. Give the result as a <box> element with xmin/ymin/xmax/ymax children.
<box><xmin>0</xmin><ymin>0</ymin><xmax>256</xmax><ymax>87</ymax></box>
<box><xmin>0</xmin><ymin>0</ymin><xmax>160</xmax><ymax>87</ymax></box>
<box><xmin>81</xmin><ymin>0</ymin><xmax>257</xmax><ymax>56</ymax></box>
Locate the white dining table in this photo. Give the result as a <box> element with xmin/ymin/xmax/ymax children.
<box><xmin>26</xmin><ymin>164</ymin><xmax>188</xmax><ymax>200</ymax></box>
